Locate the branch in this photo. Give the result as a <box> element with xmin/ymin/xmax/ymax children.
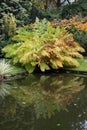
<box><xmin>66</xmin><ymin>0</ymin><xmax>71</xmax><ymax>5</ymax></box>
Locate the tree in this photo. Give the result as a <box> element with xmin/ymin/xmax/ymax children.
<box><xmin>44</xmin><ymin>0</ymin><xmax>75</xmax><ymax>9</ymax></box>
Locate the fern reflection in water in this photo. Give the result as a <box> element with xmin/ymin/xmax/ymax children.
<box><xmin>0</xmin><ymin>82</ymin><xmax>10</xmax><ymax>98</ymax></box>
<box><xmin>6</xmin><ymin>74</ymin><xmax>84</xmax><ymax>119</ymax></box>
<box><xmin>0</xmin><ymin>74</ymin><xmax>85</xmax><ymax>130</ymax></box>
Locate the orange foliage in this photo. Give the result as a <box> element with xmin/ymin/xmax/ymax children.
<box><xmin>75</xmin><ymin>22</ymin><xmax>87</xmax><ymax>31</ymax></box>
<box><xmin>51</xmin><ymin>16</ymin><xmax>87</xmax><ymax>31</ymax></box>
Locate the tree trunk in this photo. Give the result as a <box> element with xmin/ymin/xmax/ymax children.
<box><xmin>56</xmin><ymin>0</ymin><xmax>61</xmax><ymax>7</ymax></box>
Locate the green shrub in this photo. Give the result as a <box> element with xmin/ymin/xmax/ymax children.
<box><xmin>0</xmin><ymin>13</ymin><xmax>16</xmax><ymax>57</ymax></box>
<box><xmin>0</xmin><ymin>34</ymin><xmax>12</xmax><ymax>58</ymax></box>
<box><xmin>0</xmin><ymin>0</ymin><xmax>33</xmax><ymax>57</ymax></box>
<box><xmin>0</xmin><ymin>0</ymin><xmax>32</xmax><ymax>27</ymax></box>
<box><xmin>68</xmin><ymin>27</ymin><xmax>87</xmax><ymax>54</ymax></box>
<box><xmin>2</xmin><ymin>13</ymin><xmax>16</xmax><ymax>37</ymax></box>
<box><xmin>2</xmin><ymin>18</ymin><xmax>84</xmax><ymax>73</ymax></box>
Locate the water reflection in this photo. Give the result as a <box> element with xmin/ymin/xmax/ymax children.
<box><xmin>0</xmin><ymin>73</ymin><xmax>86</xmax><ymax>130</ymax></box>
<box><xmin>10</xmin><ymin>74</ymin><xmax>84</xmax><ymax>118</ymax></box>
<box><xmin>0</xmin><ymin>82</ymin><xmax>10</xmax><ymax>98</ymax></box>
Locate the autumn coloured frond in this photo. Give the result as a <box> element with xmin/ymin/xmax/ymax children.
<box><xmin>51</xmin><ymin>16</ymin><xmax>87</xmax><ymax>29</ymax></box>
<box><xmin>2</xmin><ymin>18</ymin><xmax>85</xmax><ymax>73</ymax></box>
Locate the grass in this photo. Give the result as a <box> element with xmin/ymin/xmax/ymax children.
<box><xmin>0</xmin><ymin>59</ymin><xmax>26</xmax><ymax>76</ymax></box>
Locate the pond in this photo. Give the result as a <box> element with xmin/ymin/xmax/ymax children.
<box><xmin>0</xmin><ymin>73</ymin><xmax>87</xmax><ymax>130</ymax></box>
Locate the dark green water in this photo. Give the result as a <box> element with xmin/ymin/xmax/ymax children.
<box><xmin>0</xmin><ymin>73</ymin><xmax>87</xmax><ymax>130</ymax></box>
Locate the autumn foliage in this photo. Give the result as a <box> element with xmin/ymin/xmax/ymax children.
<box><xmin>3</xmin><ymin>18</ymin><xmax>84</xmax><ymax>73</ymax></box>
<box><xmin>51</xmin><ymin>16</ymin><xmax>87</xmax><ymax>31</ymax></box>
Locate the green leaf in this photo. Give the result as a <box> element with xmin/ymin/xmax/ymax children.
<box><xmin>41</xmin><ymin>50</ymin><xmax>50</xmax><ymax>57</ymax></box>
<box><xmin>63</xmin><ymin>56</ymin><xmax>79</xmax><ymax>67</ymax></box>
<box><xmin>50</xmin><ymin>59</ymin><xmax>58</xmax><ymax>69</ymax></box>
<box><xmin>40</xmin><ymin>62</ymin><xmax>50</xmax><ymax>72</ymax></box>
<box><xmin>25</xmin><ymin>64</ymin><xmax>35</xmax><ymax>73</ymax></box>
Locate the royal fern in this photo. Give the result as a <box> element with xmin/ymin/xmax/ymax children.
<box><xmin>3</xmin><ymin>18</ymin><xmax>85</xmax><ymax>73</ymax></box>
<box><xmin>51</xmin><ymin>16</ymin><xmax>87</xmax><ymax>32</ymax></box>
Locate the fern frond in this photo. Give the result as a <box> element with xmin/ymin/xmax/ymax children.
<box><xmin>3</xmin><ymin>18</ymin><xmax>84</xmax><ymax>73</ymax></box>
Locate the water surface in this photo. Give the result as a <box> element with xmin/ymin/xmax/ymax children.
<box><xmin>0</xmin><ymin>73</ymin><xmax>87</xmax><ymax>130</ymax></box>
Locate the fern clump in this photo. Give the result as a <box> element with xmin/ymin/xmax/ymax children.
<box><xmin>2</xmin><ymin>18</ymin><xmax>85</xmax><ymax>73</ymax></box>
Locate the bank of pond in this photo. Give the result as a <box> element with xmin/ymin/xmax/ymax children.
<box><xmin>0</xmin><ymin>58</ymin><xmax>87</xmax><ymax>81</ymax></box>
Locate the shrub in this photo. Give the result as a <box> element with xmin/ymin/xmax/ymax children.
<box><xmin>51</xmin><ymin>16</ymin><xmax>87</xmax><ymax>28</ymax></box>
<box><xmin>2</xmin><ymin>13</ymin><xmax>16</xmax><ymax>37</ymax></box>
<box><xmin>2</xmin><ymin>18</ymin><xmax>84</xmax><ymax>73</ymax></box>
<box><xmin>0</xmin><ymin>0</ymin><xmax>32</xmax><ymax>57</ymax></box>
<box><xmin>68</xmin><ymin>28</ymin><xmax>87</xmax><ymax>54</ymax></box>
<box><xmin>0</xmin><ymin>33</ymin><xmax>14</xmax><ymax>58</ymax></box>
<box><xmin>0</xmin><ymin>0</ymin><xmax>32</xmax><ymax>27</ymax></box>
